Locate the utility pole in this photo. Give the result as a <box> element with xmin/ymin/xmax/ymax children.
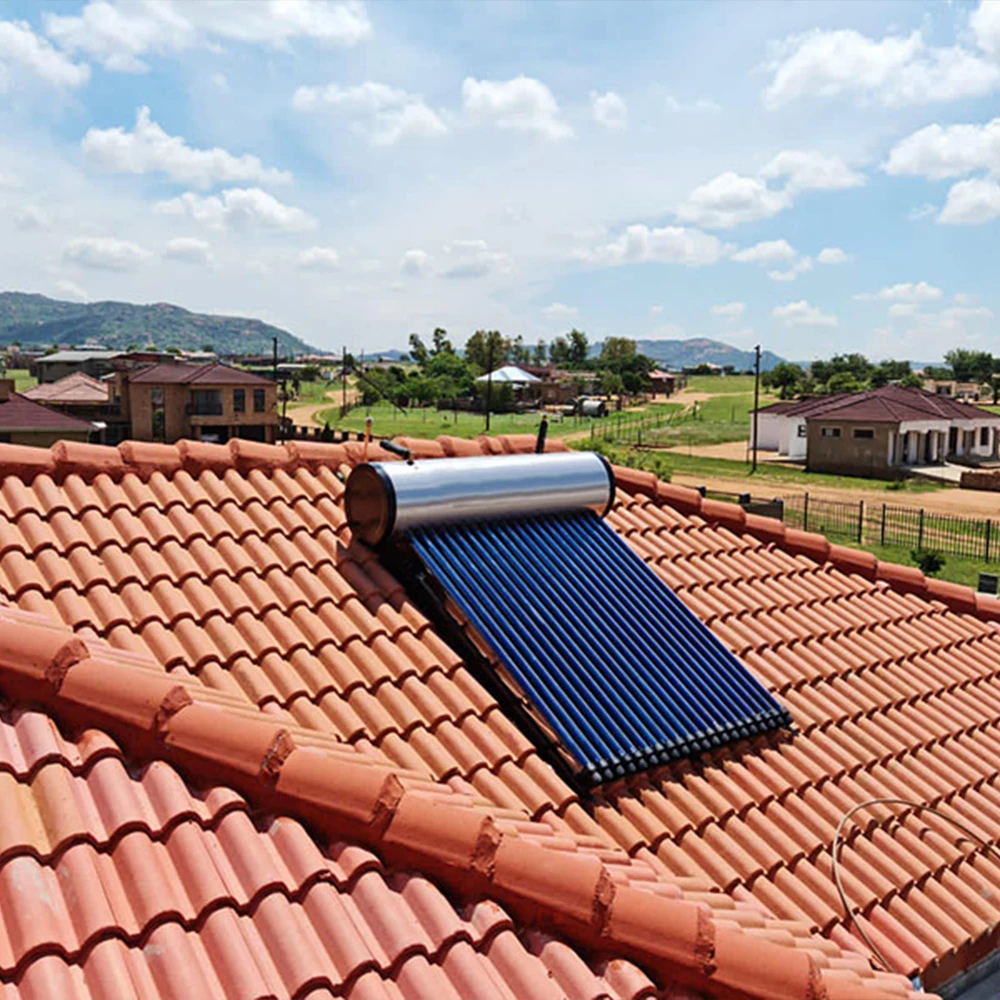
<box><xmin>342</xmin><ymin>344</ymin><xmax>347</xmax><ymax>417</ymax></box>
<box><xmin>752</xmin><ymin>344</ymin><xmax>761</xmax><ymax>474</ymax></box>
<box><xmin>485</xmin><ymin>336</ymin><xmax>495</xmax><ymax>433</ymax></box>
<box><xmin>272</xmin><ymin>336</ymin><xmax>278</xmax><ymax>382</ymax></box>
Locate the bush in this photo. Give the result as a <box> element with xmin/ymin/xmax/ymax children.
<box><xmin>911</xmin><ymin>549</ymin><xmax>945</xmax><ymax>576</ymax></box>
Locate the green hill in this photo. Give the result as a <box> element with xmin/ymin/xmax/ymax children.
<box><xmin>0</xmin><ymin>292</ymin><xmax>318</xmax><ymax>356</ymax></box>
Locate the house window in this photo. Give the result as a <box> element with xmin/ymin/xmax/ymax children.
<box><xmin>797</xmin><ymin>425</ymin><xmax>807</xmax><ymax>437</ymax></box>
<box><xmin>0</xmin><ymin>433</ymin><xmax>10</xmax><ymax>444</ymax></box>
<box><xmin>821</xmin><ymin>427</ymin><xmax>841</xmax><ymax>438</ymax></box>
<box><xmin>234</xmin><ymin>389</ymin><xmax>246</xmax><ymax>413</ymax></box>
<box><xmin>981</xmin><ymin>427</ymin><xmax>990</xmax><ymax>446</ymax></box>
<box><xmin>151</xmin><ymin>386</ymin><xmax>165</xmax><ymax>441</ymax></box>
<box><xmin>253</xmin><ymin>388</ymin><xmax>266</xmax><ymax>413</ymax></box>
<box><xmin>191</xmin><ymin>389</ymin><xmax>223</xmax><ymax>416</ymax></box>
<box><xmin>853</xmin><ymin>428</ymin><xmax>874</xmax><ymax>440</ymax></box>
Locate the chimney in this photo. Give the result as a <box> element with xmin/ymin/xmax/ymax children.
<box><xmin>0</xmin><ymin>379</ymin><xmax>14</xmax><ymax>403</ymax></box>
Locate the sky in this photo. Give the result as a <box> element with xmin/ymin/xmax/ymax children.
<box><xmin>0</xmin><ymin>0</ymin><xmax>998</xmax><ymax>361</ymax></box>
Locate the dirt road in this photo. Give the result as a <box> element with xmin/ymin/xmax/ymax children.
<box><xmin>671</xmin><ymin>472</ymin><xmax>1000</xmax><ymax>517</ymax></box>
<box><xmin>285</xmin><ymin>388</ymin><xmax>359</xmax><ymax>428</ymax></box>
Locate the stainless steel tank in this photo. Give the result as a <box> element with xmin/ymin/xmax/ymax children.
<box><xmin>345</xmin><ymin>451</ymin><xmax>615</xmax><ymax>545</ymax></box>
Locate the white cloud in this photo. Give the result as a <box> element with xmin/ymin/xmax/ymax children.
<box><xmin>888</xmin><ymin>302</ymin><xmax>918</xmax><ymax>318</ymax></box>
<box><xmin>772</xmin><ymin>300</ymin><xmax>837</xmax><ymax>327</ymax></box>
<box><xmin>591</xmin><ymin>91</ymin><xmax>627</xmax><ymax>129</ymax></box>
<box><xmin>711</xmin><ymin>302</ymin><xmax>746</xmax><ymax>318</ymax></box>
<box><xmin>462</xmin><ymin>76</ymin><xmax>572</xmax><ymax>140</ymax></box>
<box><xmin>817</xmin><ymin>247</ymin><xmax>850</xmax><ymax>265</ymax></box>
<box><xmin>400</xmin><ymin>249</ymin><xmax>433</xmax><ymax>276</ymax></box>
<box><xmin>761</xmin><ymin>150</ymin><xmax>865</xmax><ymax>194</ymax></box>
<box><xmin>762</xmin><ymin>28</ymin><xmax>999</xmax><ymax>109</ymax></box>
<box><xmin>297</xmin><ymin>246</ymin><xmax>340</xmax><ymax>270</ymax></box>
<box><xmin>885</xmin><ymin>119</ymin><xmax>1000</xmax><ymax>180</ymax></box>
<box><xmin>574</xmin><ymin>223</ymin><xmax>730</xmax><ymax>267</ymax></box>
<box><xmin>768</xmin><ymin>257</ymin><xmax>814</xmax><ymax>282</ymax></box>
<box><xmin>938</xmin><ymin>177</ymin><xmax>1000</xmax><ymax>224</ymax></box>
<box><xmin>292</xmin><ymin>81</ymin><xmax>447</xmax><ymax>146</ymax></box>
<box><xmin>664</xmin><ymin>95</ymin><xmax>721</xmax><ymax>114</ymax></box>
<box><xmin>0</xmin><ymin>18</ymin><xmax>90</xmax><ymax>89</ymax></box>
<box><xmin>972</xmin><ymin>0</ymin><xmax>1000</xmax><ymax>60</ymax></box>
<box><xmin>675</xmin><ymin>172</ymin><xmax>790</xmax><ymax>229</ymax></box>
<box><xmin>63</xmin><ymin>236</ymin><xmax>152</xmax><ymax>271</ymax></box>
<box><xmin>731</xmin><ymin>239</ymin><xmax>796</xmax><ymax>264</ymax></box>
<box><xmin>908</xmin><ymin>202</ymin><xmax>937</xmax><ymax>221</ymax></box>
<box><xmin>943</xmin><ymin>304</ymin><xmax>993</xmax><ymax>320</ymax></box>
<box><xmin>43</xmin><ymin>1</ymin><xmax>370</xmax><ymax>72</ymax></box>
<box><xmin>154</xmin><ymin>187</ymin><xmax>316</xmax><ymax>231</ymax></box>
<box><xmin>855</xmin><ymin>281</ymin><xmax>943</xmax><ymax>303</ymax></box>
<box><xmin>650</xmin><ymin>305</ymin><xmax>664</xmax><ymax>317</ymax></box>
<box><xmin>542</xmin><ymin>302</ymin><xmax>579</xmax><ymax>320</ymax></box>
<box><xmin>440</xmin><ymin>239</ymin><xmax>510</xmax><ymax>279</ymax></box>
<box><xmin>164</xmin><ymin>237</ymin><xmax>212</xmax><ymax>264</ymax></box>
<box><xmin>54</xmin><ymin>279</ymin><xmax>89</xmax><ymax>302</ymax></box>
<box><xmin>13</xmin><ymin>205</ymin><xmax>51</xmax><ymax>231</ymax></box>
<box><xmin>82</xmin><ymin>107</ymin><xmax>291</xmax><ymax>188</ymax></box>
<box><xmin>0</xmin><ymin>172</ymin><xmax>19</xmax><ymax>188</ymax></box>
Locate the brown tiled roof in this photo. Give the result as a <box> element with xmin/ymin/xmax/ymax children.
<box><xmin>0</xmin><ymin>393</ymin><xmax>95</xmax><ymax>432</ymax></box>
<box><xmin>126</xmin><ymin>362</ymin><xmax>274</xmax><ymax>385</ymax></box>
<box><xmin>22</xmin><ymin>371</ymin><xmax>109</xmax><ymax>405</ymax></box>
<box><xmin>3</xmin><ymin>432</ymin><xmax>994</xmax><ymax>997</ymax></box>
<box><xmin>762</xmin><ymin>385</ymin><xmax>1000</xmax><ymax>424</ymax></box>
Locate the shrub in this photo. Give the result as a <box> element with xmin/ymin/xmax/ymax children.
<box><xmin>911</xmin><ymin>549</ymin><xmax>945</xmax><ymax>576</ymax></box>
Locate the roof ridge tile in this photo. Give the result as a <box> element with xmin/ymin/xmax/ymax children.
<box><xmin>0</xmin><ymin>607</ymin><xmax>906</xmax><ymax>999</ymax></box>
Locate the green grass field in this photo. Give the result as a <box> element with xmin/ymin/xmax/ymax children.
<box><xmin>322</xmin><ymin>400</ymin><xmax>684</xmax><ymax>442</ymax></box>
<box><xmin>683</xmin><ymin>374</ymin><xmax>759</xmax><ymax>394</ymax></box>
<box><xmin>6</xmin><ymin>369</ymin><xmax>36</xmax><ymax>392</ymax></box>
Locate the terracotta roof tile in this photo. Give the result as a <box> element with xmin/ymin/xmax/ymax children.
<box><xmin>0</xmin><ymin>437</ymin><xmax>958</xmax><ymax>998</ymax></box>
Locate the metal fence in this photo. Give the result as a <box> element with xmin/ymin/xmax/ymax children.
<box><xmin>590</xmin><ymin>407</ymin><xmax>684</xmax><ymax>444</ymax></box>
<box><xmin>781</xmin><ymin>494</ymin><xmax>1000</xmax><ymax>563</ymax></box>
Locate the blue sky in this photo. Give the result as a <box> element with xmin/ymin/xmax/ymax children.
<box><xmin>0</xmin><ymin>0</ymin><xmax>998</xmax><ymax>360</ymax></box>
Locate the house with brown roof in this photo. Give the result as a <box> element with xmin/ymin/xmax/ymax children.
<box><xmin>21</xmin><ymin>371</ymin><xmax>129</xmax><ymax>445</ymax></box>
<box><xmin>0</xmin><ymin>377</ymin><xmax>95</xmax><ymax>446</ymax></box>
<box><xmin>116</xmin><ymin>360</ymin><xmax>279</xmax><ymax>444</ymax></box>
<box><xmin>753</xmin><ymin>385</ymin><xmax>1000</xmax><ymax>476</ymax></box>
<box><xmin>3</xmin><ymin>433</ymin><xmax>1000</xmax><ymax>996</ymax></box>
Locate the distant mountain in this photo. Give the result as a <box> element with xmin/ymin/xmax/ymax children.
<box><xmin>0</xmin><ymin>292</ymin><xmax>318</xmax><ymax>356</ymax></box>
<box><xmin>628</xmin><ymin>338</ymin><xmax>785</xmax><ymax>372</ymax></box>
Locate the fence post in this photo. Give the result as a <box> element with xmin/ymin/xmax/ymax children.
<box><xmin>858</xmin><ymin>500</ymin><xmax>864</xmax><ymax>544</ymax></box>
<box><xmin>590</xmin><ymin>423</ymin><xmax>594</xmax><ymax>444</ymax></box>
<box><xmin>987</xmin><ymin>519</ymin><xmax>992</xmax><ymax>562</ymax></box>
<box><xmin>803</xmin><ymin>493</ymin><xmax>809</xmax><ymax>532</ymax></box>
<box><xmin>918</xmin><ymin>508</ymin><xmax>924</xmax><ymax>551</ymax></box>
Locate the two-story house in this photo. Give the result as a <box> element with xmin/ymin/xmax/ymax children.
<box><xmin>117</xmin><ymin>362</ymin><xmax>279</xmax><ymax>444</ymax></box>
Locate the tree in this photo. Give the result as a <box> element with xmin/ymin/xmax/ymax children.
<box><xmin>511</xmin><ymin>335</ymin><xmax>530</xmax><ymax>365</ymax></box>
<box><xmin>549</xmin><ymin>336</ymin><xmax>570</xmax><ymax>365</ymax></box>
<box><xmin>599</xmin><ymin>337</ymin><xmax>637</xmax><ymax>372</ymax></box>
<box><xmin>811</xmin><ymin>353</ymin><xmax>872</xmax><ymax>389</ymax></box>
<box><xmin>408</xmin><ymin>333</ymin><xmax>429</xmax><ymax>366</ymax></box>
<box><xmin>899</xmin><ymin>371</ymin><xmax>924</xmax><ymax>389</ymax></box>
<box><xmin>762</xmin><ymin>362</ymin><xmax>803</xmax><ymax>400</ymax></box>
<box><xmin>870</xmin><ymin>359</ymin><xmax>913</xmax><ymax>388</ymax></box>
<box><xmin>945</xmin><ymin>349</ymin><xmax>993</xmax><ymax>385</ymax></box>
<box><xmin>531</xmin><ymin>339</ymin><xmax>547</xmax><ymax>365</ymax></box>
<box><xmin>826</xmin><ymin>372</ymin><xmax>864</xmax><ymax>394</ymax></box>
<box><xmin>431</xmin><ymin>327</ymin><xmax>453</xmax><ymax>357</ymax></box>
<box><xmin>568</xmin><ymin>329</ymin><xmax>589</xmax><ymax>365</ymax></box>
<box><xmin>464</xmin><ymin>330</ymin><xmax>510</xmax><ymax>372</ymax></box>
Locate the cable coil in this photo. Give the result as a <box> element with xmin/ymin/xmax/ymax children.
<box><xmin>832</xmin><ymin>797</ymin><xmax>1000</xmax><ymax>975</ymax></box>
